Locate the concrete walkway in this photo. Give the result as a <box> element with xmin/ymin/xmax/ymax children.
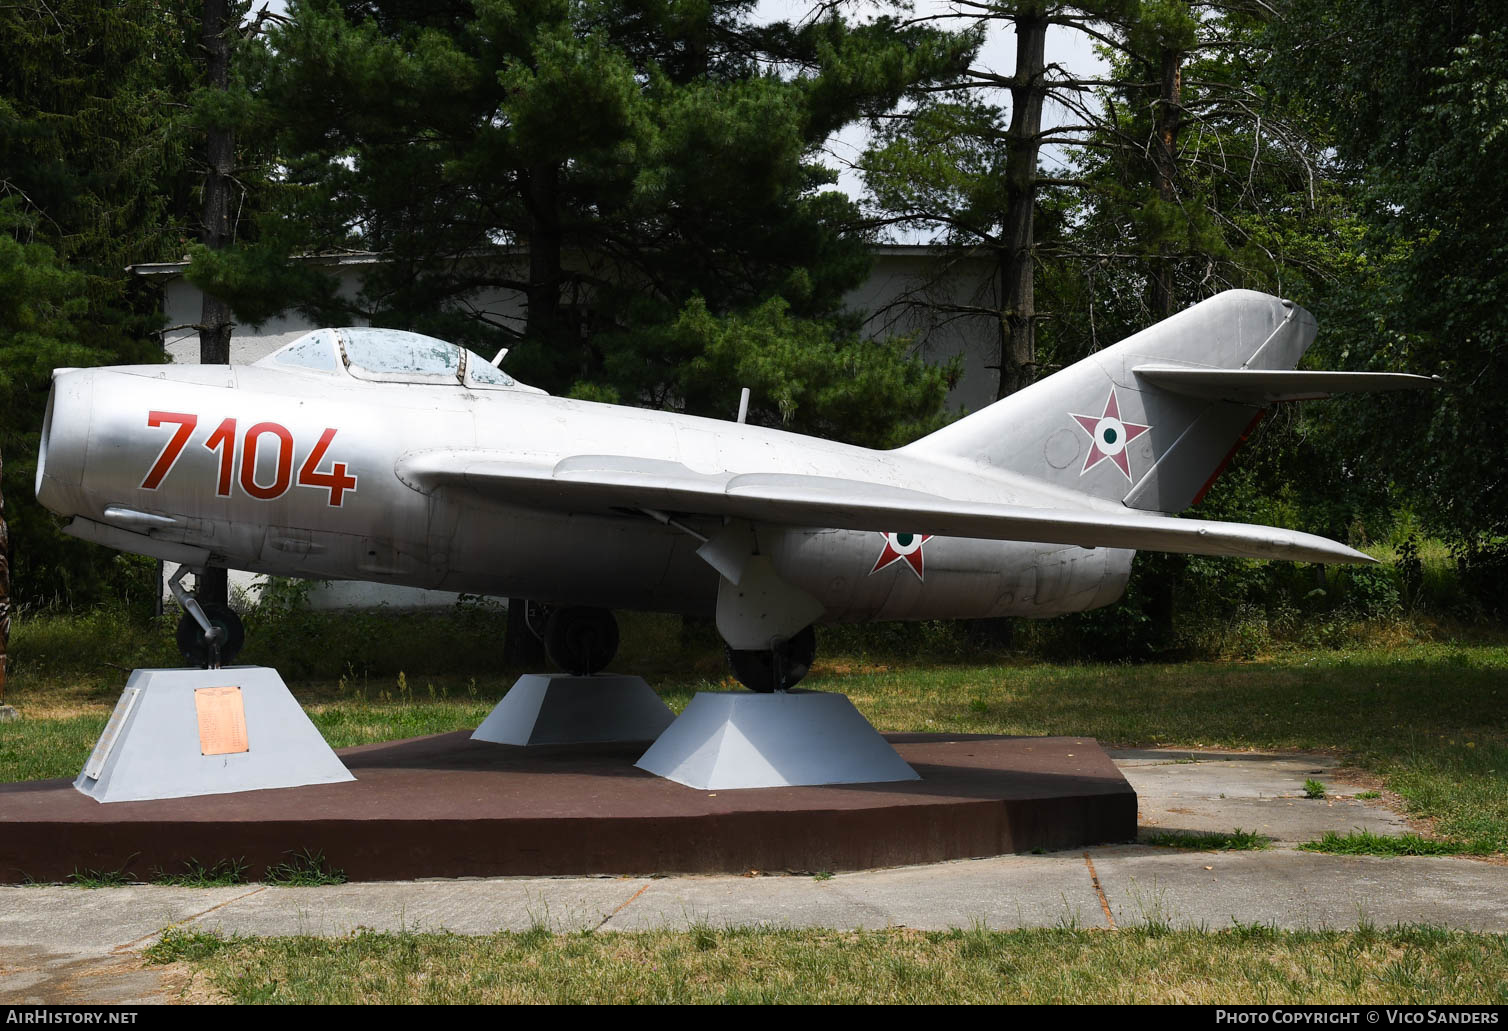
<box><xmin>2</xmin><ymin>749</ymin><xmax>1503</xmax><ymax>1003</ymax></box>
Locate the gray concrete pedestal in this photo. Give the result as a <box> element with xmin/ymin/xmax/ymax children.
<box><xmin>472</xmin><ymin>674</ymin><xmax>676</xmax><ymax>746</ymax></box>
<box><xmin>75</xmin><ymin>667</ymin><xmax>354</xmax><ymax>803</ymax></box>
<box><xmin>635</xmin><ymin>690</ymin><xmax>920</xmax><ymax>790</ymax></box>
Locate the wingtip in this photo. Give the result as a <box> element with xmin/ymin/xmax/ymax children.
<box><xmin>1281</xmin><ymin>529</ymin><xmax>1380</xmax><ymax>566</ymax></box>
<box><xmin>1328</xmin><ymin>542</ymin><xmax>1379</xmax><ymax>565</ymax></box>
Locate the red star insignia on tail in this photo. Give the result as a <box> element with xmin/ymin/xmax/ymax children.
<box><xmin>870</xmin><ymin>532</ymin><xmax>933</xmax><ymax>580</ymax></box>
<box><xmin>1070</xmin><ymin>388</ymin><xmax>1152</xmax><ymax>483</ymax></box>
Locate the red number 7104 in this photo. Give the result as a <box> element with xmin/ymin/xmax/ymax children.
<box><xmin>141</xmin><ymin>411</ymin><xmax>357</xmax><ymax>506</ymax></box>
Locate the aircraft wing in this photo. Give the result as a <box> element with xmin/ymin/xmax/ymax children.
<box><xmin>397</xmin><ymin>451</ymin><xmax>1373</xmax><ymax>565</ymax></box>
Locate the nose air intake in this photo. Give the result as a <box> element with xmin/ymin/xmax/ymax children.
<box><xmin>34</xmin><ymin>369</ymin><xmax>94</xmax><ymax>519</ymax></box>
<box><xmin>35</xmin><ymin>383</ymin><xmax>55</xmax><ymax>499</ymax></box>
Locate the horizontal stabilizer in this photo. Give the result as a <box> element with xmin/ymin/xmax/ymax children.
<box><xmin>397</xmin><ymin>451</ymin><xmax>1375</xmax><ymax>565</ymax></box>
<box><xmin>901</xmin><ymin>290</ymin><xmax>1325</xmax><ymax>513</ymax></box>
<box><xmin>1133</xmin><ymin>366</ymin><xmax>1441</xmax><ymax>403</ymax></box>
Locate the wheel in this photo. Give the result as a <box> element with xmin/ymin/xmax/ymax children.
<box><xmin>543</xmin><ymin>606</ymin><xmax>619</xmax><ymax>675</ymax></box>
<box><xmin>725</xmin><ymin>625</ymin><xmax>816</xmax><ymax>693</ymax></box>
<box><xmin>176</xmin><ymin>603</ymin><xmax>245</xmax><ymax>668</ymax></box>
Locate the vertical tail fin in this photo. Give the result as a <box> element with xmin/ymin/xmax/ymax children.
<box><xmin>901</xmin><ymin>290</ymin><xmax>1317</xmax><ymax>514</ymax></box>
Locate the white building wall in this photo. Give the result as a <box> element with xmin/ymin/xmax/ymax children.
<box><xmin>845</xmin><ymin>249</ymin><xmax>1001</xmax><ymax>414</ymax></box>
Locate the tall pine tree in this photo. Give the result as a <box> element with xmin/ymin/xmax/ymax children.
<box><xmin>193</xmin><ymin>0</ymin><xmax>971</xmax><ymax>444</ymax></box>
<box><xmin>0</xmin><ymin>0</ymin><xmax>195</xmax><ymax>607</ymax></box>
<box><xmin>862</xmin><ymin>0</ymin><xmax>1145</xmax><ymax>401</ymax></box>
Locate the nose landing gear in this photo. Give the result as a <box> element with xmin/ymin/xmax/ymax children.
<box><xmin>168</xmin><ymin>566</ymin><xmax>245</xmax><ymax>668</ymax></box>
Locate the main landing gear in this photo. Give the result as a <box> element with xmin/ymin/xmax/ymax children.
<box><xmin>169</xmin><ymin>566</ymin><xmax>245</xmax><ymax>668</ymax></box>
<box><xmin>525</xmin><ymin>602</ymin><xmax>815</xmax><ymax>692</ymax></box>
<box><xmin>725</xmin><ymin>625</ymin><xmax>816</xmax><ymax>693</ymax></box>
<box><xmin>536</xmin><ymin>605</ymin><xmax>620</xmax><ymax>676</ymax></box>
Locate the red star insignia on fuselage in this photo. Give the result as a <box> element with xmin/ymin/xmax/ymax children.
<box><xmin>870</xmin><ymin>532</ymin><xmax>933</xmax><ymax>580</ymax></box>
<box><xmin>1070</xmin><ymin>388</ymin><xmax>1152</xmax><ymax>482</ymax></box>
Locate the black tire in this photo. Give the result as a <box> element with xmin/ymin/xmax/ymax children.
<box><xmin>725</xmin><ymin>625</ymin><xmax>817</xmax><ymax>693</ymax></box>
<box><xmin>176</xmin><ymin>603</ymin><xmax>245</xmax><ymax>668</ymax></box>
<box><xmin>544</xmin><ymin>606</ymin><xmax>619</xmax><ymax>675</ymax></box>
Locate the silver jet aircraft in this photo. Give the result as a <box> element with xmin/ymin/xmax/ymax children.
<box><xmin>34</xmin><ymin>290</ymin><xmax>1433</xmax><ymax>688</ymax></box>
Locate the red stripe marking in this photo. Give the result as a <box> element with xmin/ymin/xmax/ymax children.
<box><xmin>1191</xmin><ymin>411</ymin><xmax>1266</xmax><ymax>507</ymax></box>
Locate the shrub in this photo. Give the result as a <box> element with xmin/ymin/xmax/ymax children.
<box><xmin>1342</xmin><ymin>564</ymin><xmax>1401</xmax><ymax>618</ymax></box>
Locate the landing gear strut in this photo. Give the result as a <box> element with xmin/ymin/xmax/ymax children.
<box><xmin>168</xmin><ymin>566</ymin><xmax>244</xmax><ymax>668</ymax></box>
<box><xmin>543</xmin><ymin>606</ymin><xmax>619</xmax><ymax>675</ymax></box>
<box><xmin>726</xmin><ymin>625</ymin><xmax>816</xmax><ymax>693</ymax></box>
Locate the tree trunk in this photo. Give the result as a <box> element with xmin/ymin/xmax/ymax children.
<box><xmin>508</xmin><ymin>163</ymin><xmax>567</xmax><ymax>658</ymax></box>
<box><xmin>0</xmin><ymin>448</ymin><xmax>9</xmax><ymax>703</ymax></box>
<box><xmin>1145</xmin><ymin>45</ymin><xmax>1186</xmax><ymax>648</ymax></box>
<box><xmin>523</xmin><ymin>162</ymin><xmax>563</xmax><ymax>346</ymax></box>
<box><xmin>1147</xmin><ymin>45</ymin><xmax>1184</xmax><ymax>319</ymax></box>
<box><xmin>199</xmin><ymin>0</ymin><xmax>235</xmax><ymax>366</ymax></box>
<box><xmin>971</xmin><ymin>12</ymin><xmax>1043</xmax><ymax>645</ymax></box>
<box><xmin>199</xmin><ymin>0</ymin><xmax>235</xmax><ymax>610</ymax></box>
<box><xmin>970</xmin><ymin>9</ymin><xmax>1050</xmax><ymax>647</ymax></box>
<box><xmin>995</xmin><ymin>9</ymin><xmax>1049</xmax><ymax>401</ymax></box>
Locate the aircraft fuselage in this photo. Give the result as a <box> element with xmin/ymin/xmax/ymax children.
<box><xmin>37</xmin><ymin>362</ymin><xmax>1132</xmax><ymax>623</ymax></box>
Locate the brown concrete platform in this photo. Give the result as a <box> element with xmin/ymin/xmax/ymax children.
<box><xmin>0</xmin><ymin>733</ymin><xmax>1136</xmax><ymax>882</ymax></box>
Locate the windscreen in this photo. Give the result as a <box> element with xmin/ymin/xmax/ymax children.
<box><xmin>339</xmin><ymin>328</ymin><xmax>463</xmax><ymax>383</ymax></box>
<box><xmin>264</xmin><ymin>330</ymin><xmax>342</xmax><ymax>374</ymax></box>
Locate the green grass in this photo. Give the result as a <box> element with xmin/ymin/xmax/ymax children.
<box><xmin>142</xmin><ymin>924</ymin><xmax>1508</xmax><ymax>1004</ymax></box>
<box><xmin>66</xmin><ymin>865</ymin><xmax>137</xmax><ymax>888</ymax></box>
<box><xmin>1298</xmin><ymin>830</ymin><xmax>1489</xmax><ymax>857</ymax></box>
<box><xmin>1141</xmin><ymin>829</ymin><xmax>1272</xmax><ymax>851</ymax></box>
<box><xmin>1305</xmin><ymin>778</ymin><xmax>1327</xmax><ymax>798</ymax></box>
<box><xmin>150</xmin><ymin>859</ymin><xmax>249</xmax><ymax>888</ymax></box>
<box><xmin>262</xmin><ymin>849</ymin><xmax>346</xmax><ymax>887</ymax></box>
<box><xmin>50</xmin><ymin>851</ymin><xmax>341</xmax><ymax>888</ymax></box>
<box><xmin>827</xmin><ymin>645</ymin><xmax>1508</xmax><ymax>854</ymax></box>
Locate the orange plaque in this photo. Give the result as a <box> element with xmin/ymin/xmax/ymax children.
<box><xmin>195</xmin><ymin>686</ymin><xmax>249</xmax><ymax>756</ymax></box>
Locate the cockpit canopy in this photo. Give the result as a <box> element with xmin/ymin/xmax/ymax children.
<box><xmin>256</xmin><ymin>328</ymin><xmax>544</xmax><ymax>393</ymax></box>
